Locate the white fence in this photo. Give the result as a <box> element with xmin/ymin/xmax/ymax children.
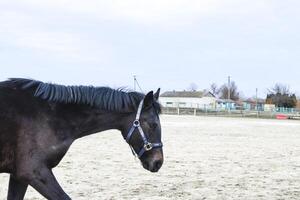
<box><xmin>162</xmin><ymin>107</ymin><xmax>300</xmax><ymax>119</ymax></box>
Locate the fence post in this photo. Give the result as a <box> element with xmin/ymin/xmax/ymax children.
<box><xmin>177</xmin><ymin>107</ymin><xmax>180</xmax><ymax>115</ymax></box>
<box><xmin>194</xmin><ymin>108</ymin><xmax>196</xmax><ymax>116</ymax></box>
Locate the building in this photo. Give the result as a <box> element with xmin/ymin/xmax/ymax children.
<box><xmin>264</xmin><ymin>104</ymin><xmax>276</xmax><ymax>112</ymax></box>
<box><xmin>242</xmin><ymin>98</ymin><xmax>265</xmax><ymax>111</ymax></box>
<box><xmin>216</xmin><ymin>99</ymin><xmax>237</xmax><ymax>110</ymax></box>
<box><xmin>160</xmin><ymin>90</ymin><xmax>217</xmax><ymax>110</ymax></box>
<box><xmin>297</xmin><ymin>100</ymin><xmax>300</xmax><ymax>110</ymax></box>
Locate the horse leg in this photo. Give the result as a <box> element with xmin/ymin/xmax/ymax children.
<box><xmin>27</xmin><ymin>167</ymin><xmax>71</xmax><ymax>200</ymax></box>
<box><xmin>7</xmin><ymin>175</ymin><xmax>28</xmax><ymax>200</ymax></box>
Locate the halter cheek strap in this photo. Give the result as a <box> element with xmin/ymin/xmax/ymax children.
<box><xmin>125</xmin><ymin>99</ymin><xmax>163</xmax><ymax>158</ymax></box>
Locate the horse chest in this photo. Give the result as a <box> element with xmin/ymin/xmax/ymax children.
<box><xmin>46</xmin><ymin>140</ymin><xmax>73</xmax><ymax>167</ymax></box>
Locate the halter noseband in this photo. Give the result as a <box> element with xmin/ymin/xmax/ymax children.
<box><xmin>125</xmin><ymin>99</ymin><xmax>163</xmax><ymax>158</ymax></box>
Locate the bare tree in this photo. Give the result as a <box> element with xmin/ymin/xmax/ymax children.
<box><xmin>266</xmin><ymin>83</ymin><xmax>296</xmax><ymax>108</ymax></box>
<box><xmin>268</xmin><ymin>83</ymin><xmax>290</xmax><ymax>95</ymax></box>
<box><xmin>210</xmin><ymin>83</ymin><xmax>219</xmax><ymax>96</ymax></box>
<box><xmin>219</xmin><ymin>81</ymin><xmax>240</xmax><ymax>101</ymax></box>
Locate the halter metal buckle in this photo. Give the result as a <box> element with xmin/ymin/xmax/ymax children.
<box><xmin>144</xmin><ymin>142</ymin><xmax>153</xmax><ymax>151</ymax></box>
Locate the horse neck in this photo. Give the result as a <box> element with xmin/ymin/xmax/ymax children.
<box><xmin>72</xmin><ymin>107</ymin><xmax>129</xmax><ymax>139</ymax></box>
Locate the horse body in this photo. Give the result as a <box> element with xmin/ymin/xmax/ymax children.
<box><xmin>0</xmin><ymin>79</ymin><xmax>163</xmax><ymax>200</ymax></box>
<box><xmin>0</xmin><ymin>86</ymin><xmax>68</xmax><ymax>173</ymax></box>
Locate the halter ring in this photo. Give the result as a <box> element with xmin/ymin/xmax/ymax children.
<box><xmin>144</xmin><ymin>142</ymin><xmax>153</xmax><ymax>151</ymax></box>
<box><xmin>133</xmin><ymin>120</ymin><xmax>140</xmax><ymax>127</ymax></box>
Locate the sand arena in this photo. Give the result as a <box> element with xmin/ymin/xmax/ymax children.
<box><xmin>1</xmin><ymin>115</ymin><xmax>300</xmax><ymax>199</ymax></box>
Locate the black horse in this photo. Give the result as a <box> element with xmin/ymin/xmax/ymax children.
<box><xmin>0</xmin><ymin>78</ymin><xmax>163</xmax><ymax>200</ymax></box>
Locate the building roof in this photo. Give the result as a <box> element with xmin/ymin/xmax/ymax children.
<box><xmin>216</xmin><ymin>99</ymin><xmax>236</xmax><ymax>103</ymax></box>
<box><xmin>243</xmin><ymin>98</ymin><xmax>266</xmax><ymax>104</ymax></box>
<box><xmin>161</xmin><ymin>90</ymin><xmax>215</xmax><ymax>98</ymax></box>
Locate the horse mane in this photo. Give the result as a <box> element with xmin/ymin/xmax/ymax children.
<box><xmin>5</xmin><ymin>78</ymin><xmax>157</xmax><ymax>113</ymax></box>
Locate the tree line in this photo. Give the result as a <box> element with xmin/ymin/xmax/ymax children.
<box><xmin>188</xmin><ymin>81</ymin><xmax>298</xmax><ymax>108</ymax></box>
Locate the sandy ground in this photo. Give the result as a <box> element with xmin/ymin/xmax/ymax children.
<box><xmin>1</xmin><ymin>115</ymin><xmax>300</xmax><ymax>200</ymax></box>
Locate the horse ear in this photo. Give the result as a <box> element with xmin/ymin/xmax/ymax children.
<box><xmin>144</xmin><ymin>91</ymin><xmax>154</xmax><ymax>108</ymax></box>
<box><xmin>154</xmin><ymin>88</ymin><xmax>160</xmax><ymax>101</ymax></box>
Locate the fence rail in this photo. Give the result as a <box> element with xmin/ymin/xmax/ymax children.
<box><xmin>162</xmin><ymin>107</ymin><xmax>300</xmax><ymax>120</ymax></box>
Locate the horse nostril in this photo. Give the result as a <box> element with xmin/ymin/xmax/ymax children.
<box><xmin>154</xmin><ymin>160</ymin><xmax>162</xmax><ymax>170</ymax></box>
<box><xmin>143</xmin><ymin>162</ymin><xmax>149</xmax><ymax>170</ymax></box>
<box><xmin>143</xmin><ymin>160</ymin><xmax>163</xmax><ymax>172</ymax></box>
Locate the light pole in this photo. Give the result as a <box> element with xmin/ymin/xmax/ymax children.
<box><xmin>228</xmin><ymin>76</ymin><xmax>231</xmax><ymax>110</ymax></box>
<box><xmin>133</xmin><ymin>75</ymin><xmax>136</xmax><ymax>91</ymax></box>
<box><xmin>255</xmin><ymin>88</ymin><xmax>258</xmax><ymax>111</ymax></box>
<box><xmin>228</xmin><ymin>76</ymin><xmax>231</xmax><ymax>100</ymax></box>
<box><xmin>133</xmin><ymin>75</ymin><xmax>143</xmax><ymax>92</ymax></box>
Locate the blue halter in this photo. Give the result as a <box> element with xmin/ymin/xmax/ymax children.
<box><xmin>125</xmin><ymin>99</ymin><xmax>163</xmax><ymax>158</ymax></box>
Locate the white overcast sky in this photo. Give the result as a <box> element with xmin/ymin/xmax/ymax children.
<box><xmin>0</xmin><ymin>0</ymin><xmax>299</xmax><ymax>98</ymax></box>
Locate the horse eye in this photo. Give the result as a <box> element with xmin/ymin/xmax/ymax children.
<box><xmin>150</xmin><ymin>123</ymin><xmax>158</xmax><ymax>129</ymax></box>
